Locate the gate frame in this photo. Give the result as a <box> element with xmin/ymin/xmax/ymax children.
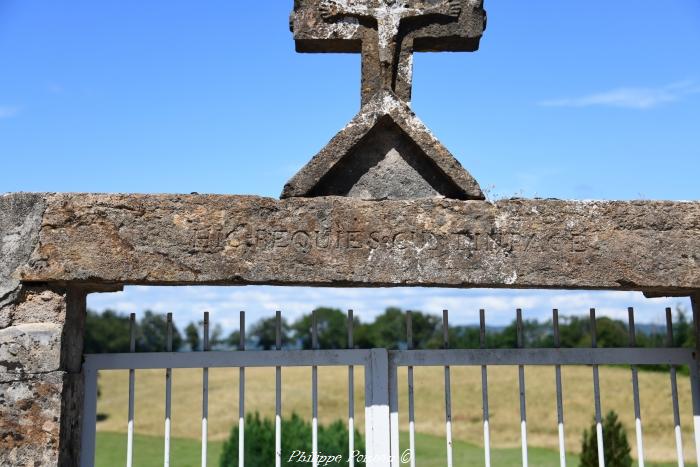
<box><xmin>80</xmin><ymin>344</ymin><xmax>700</xmax><ymax>467</ymax></box>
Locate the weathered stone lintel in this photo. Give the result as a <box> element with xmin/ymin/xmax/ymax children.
<box><xmin>11</xmin><ymin>193</ymin><xmax>700</xmax><ymax>295</ymax></box>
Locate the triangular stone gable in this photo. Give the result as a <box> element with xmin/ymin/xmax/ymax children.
<box><xmin>281</xmin><ymin>91</ymin><xmax>484</xmax><ymax>200</ymax></box>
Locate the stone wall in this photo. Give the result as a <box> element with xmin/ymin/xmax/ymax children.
<box><xmin>2</xmin><ymin>194</ymin><xmax>86</xmax><ymax>466</ymax></box>
<box><xmin>0</xmin><ymin>286</ymin><xmax>86</xmax><ymax>466</ymax></box>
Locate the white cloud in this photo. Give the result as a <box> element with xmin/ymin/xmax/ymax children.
<box><xmin>0</xmin><ymin>106</ymin><xmax>19</xmax><ymax>119</ymax></box>
<box><xmin>539</xmin><ymin>80</ymin><xmax>700</xmax><ymax>109</ymax></box>
<box><xmin>86</xmin><ymin>286</ymin><xmax>688</xmax><ymax>333</ymax></box>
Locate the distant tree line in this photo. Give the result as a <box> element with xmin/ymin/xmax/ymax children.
<box><xmin>84</xmin><ymin>305</ymin><xmax>694</xmax><ymax>357</ymax></box>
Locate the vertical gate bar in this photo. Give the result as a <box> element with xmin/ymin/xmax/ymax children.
<box><xmin>202</xmin><ymin>312</ymin><xmax>209</xmax><ymax>467</ymax></box>
<box><xmin>79</xmin><ymin>365</ymin><xmax>98</xmax><ymax>467</ymax></box>
<box><xmin>365</xmin><ymin>349</ymin><xmax>391</xmax><ymax>467</ymax></box>
<box><xmin>365</xmin><ymin>358</ymin><xmax>373</xmax><ymax>464</ymax></box>
<box><xmin>480</xmin><ymin>309</ymin><xmax>491</xmax><ymax>467</ymax></box>
<box><xmin>443</xmin><ymin>310</ymin><xmax>453</xmax><ymax>467</ymax></box>
<box><xmin>690</xmin><ymin>293</ymin><xmax>700</xmax><ymax>464</ymax></box>
<box><xmin>239</xmin><ymin>311</ymin><xmax>246</xmax><ymax>467</ymax></box>
<box><xmin>127</xmin><ymin>313</ymin><xmax>136</xmax><ymax>467</ymax></box>
<box><xmin>553</xmin><ymin>309</ymin><xmax>566</xmax><ymax>467</ymax></box>
<box><xmin>407</xmin><ymin>311</ymin><xmax>416</xmax><ymax>467</ymax></box>
<box><xmin>348</xmin><ymin>310</ymin><xmax>356</xmax><ymax>467</ymax></box>
<box><xmin>275</xmin><ymin>310</ymin><xmax>283</xmax><ymax>467</ymax></box>
<box><xmin>389</xmin><ymin>355</ymin><xmax>400</xmax><ymax>467</ymax></box>
<box><xmin>164</xmin><ymin>313</ymin><xmax>173</xmax><ymax>467</ymax></box>
<box><xmin>628</xmin><ymin>307</ymin><xmax>645</xmax><ymax>467</ymax></box>
<box><xmin>517</xmin><ymin>309</ymin><xmax>528</xmax><ymax>467</ymax></box>
<box><xmin>591</xmin><ymin>308</ymin><xmax>605</xmax><ymax>467</ymax></box>
<box><xmin>666</xmin><ymin>307</ymin><xmax>685</xmax><ymax>467</ymax></box>
<box><xmin>312</xmin><ymin>310</ymin><xmax>319</xmax><ymax>467</ymax></box>
<box><xmin>691</xmin><ymin>363</ymin><xmax>700</xmax><ymax>467</ymax></box>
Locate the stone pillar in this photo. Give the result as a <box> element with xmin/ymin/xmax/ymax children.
<box><xmin>0</xmin><ymin>285</ymin><xmax>87</xmax><ymax>466</ymax></box>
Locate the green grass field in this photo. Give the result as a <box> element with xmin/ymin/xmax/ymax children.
<box><xmin>96</xmin><ymin>365</ymin><xmax>698</xmax><ymax>465</ymax></box>
<box><xmin>95</xmin><ymin>431</ymin><xmax>688</xmax><ymax>467</ymax></box>
<box><xmin>96</xmin><ymin>432</ymin><xmax>222</xmax><ymax>467</ymax></box>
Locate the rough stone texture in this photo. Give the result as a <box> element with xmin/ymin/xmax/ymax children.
<box><xmin>0</xmin><ymin>372</ymin><xmax>64</xmax><ymax>466</ymax></box>
<box><xmin>0</xmin><ymin>323</ymin><xmax>62</xmax><ymax>377</ymax></box>
<box><xmin>0</xmin><ymin>286</ymin><xmax>86</xmax><ymax>467</ymax></box>
<box><xmin>15</xmin><ymin>193</ymin><xmax>700</xmax><ymax>294</ymax></box>
<box><xmin>0</xmin><ymin>193</ymin><xmax>46</xmax><ymax>309</ymax></box>
<box><xmin>282</xmin><ymin>91</ymin><xmax>484</xmax><ymax>200</ymax></box>
<box><xmin>292</xmin><ymin>0</ymin><xmax>487</xmax><ymax>103</ymax></box>
<box><xmin>0</xmin><ymin>287</ymin><xmax>67</xmax><ymax>331</ymax></box>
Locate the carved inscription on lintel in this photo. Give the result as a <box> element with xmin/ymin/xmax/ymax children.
<box><xmin>192</xmin><ymin>224</ymin><xmax>591</xmax><ymax>255</ymax></box>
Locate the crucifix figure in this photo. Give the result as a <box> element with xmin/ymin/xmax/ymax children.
<box><xmin>291</xmin><ymin>0</ymin><xmax>486</xmax><ymax>104</ymax></box>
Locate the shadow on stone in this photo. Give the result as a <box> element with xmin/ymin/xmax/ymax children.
<box><xmin>282</xmin><ymin>91</ymin><xmax>484</xmax><ymax>200</ymax></box>
<box><xmin>309</xmin><ymin>116</ymin><xmax>466</xmax><ymax>200</ymax></box>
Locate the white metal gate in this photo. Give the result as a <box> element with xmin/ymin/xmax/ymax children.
<box><xmin>79</xmin><ymin>308</ymin><xmax>700</xmax><ymax>467</ymax></box>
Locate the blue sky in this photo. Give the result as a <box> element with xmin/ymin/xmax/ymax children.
<box><xmin>2</xmin><ymin>1</ymin><xmax>698</xmax><ymax>329</ymax></box>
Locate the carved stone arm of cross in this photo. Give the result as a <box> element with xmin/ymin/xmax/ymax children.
<box><xmin>401</xmin><ymin>0</ymin><xmax>462</xmax><ymax>20</ymax></box>
<box><xmin>319</xmin><ymin>1</ymin><xmax>374</xmax><ymax>21</ymax></box>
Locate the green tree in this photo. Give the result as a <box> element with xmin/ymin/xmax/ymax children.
<box><xmin>250</xmin><ymin>316</ymin><xmax>290</xmax><ymax>350</ymax></box>
<box><xmin>138</xmin><ymin>311</ymin><xmax>183</xmax><ymax>352</ymax></box>
<box><xmin>557</xmin><ymin>316</ymin><xmax>589</xmax><ymax>348</ymax></box>
<box><xmin>403</xmin><ymin>310</ymin><xmax>441</xmax><ymax>349</ymax></box>
<box><xmin>356</xmin><ymin>307</ymin><xmax>405</xmax><ymax>349</ymax></box>
<box><xmin>580</xmin><ymin>411</ymin><xmax>631</xmax><ymax>467</ymax></box>
<box><xmin>210</xmin><ymin>323</ymin><xmax>225</xmax><ymax>349</ymax></box>
<box><xmin>450</xmin><ymin>325</ymin><xmax>480</xmax><ymax>349</ymax></box>
<box><xmin>489</xmin><ymin>319</ymin><xmax>543</xmax><ymax>349</ymax></box>
<box><xmin>220</xmin><ymin>413</ymin><xmax>364</xmax><ymax>467</ymax></box>
<box><xmin>184</xmin><ymin>322</ymin><xmax>200</xmax><ymax>351</ymax></box>
<box><xmin>84</xmin><ymin>309</ymin><xmax>131</xmax><ymax>354</ymax></box>
<box><xmin>85</xmin><ymin>309</ymin><xmax>183</xmax><ymax>353</ymax></box>
<box><xmin>555</xmin><ymin>316</ymin><xmax>628</xmax><ymax>349</ymax></box>
<box><xmin>674</xmin><ymin>306</ymin><xmax>694</xmax><ymax>348</ymax></box>
<box><xmin>592</xmin><ymin>317</ymin><xmax>628</xmax><ymax>348</ymax></box>
<box><xmin>227</xmin><ymin>329</ymin><xmax>242</xmax><ymax>349</ymax></box>
<box><xmin>293</xmin><ymin>308</ymin><xmax>349</xmax><ymax>349</ymax></box>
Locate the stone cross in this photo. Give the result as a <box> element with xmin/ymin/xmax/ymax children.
<box><xmin>291</xmin><ymin>0</ymin><xmax>487</xmax><ymax>104</ymax></box>
<box><xmin>319</xmin><ymin>0</ymin><xmax>462</xmax><ymax>92</ymax></box>
<box><xmin>287</xmin><ymin>0</ymin><xmax>487</xmax><ymax>202</ymax></box>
